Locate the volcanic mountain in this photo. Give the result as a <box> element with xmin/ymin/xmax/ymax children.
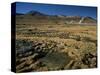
<box><xmin>16</xmin><ymin>10</ymin><xmax>97</xmax><ymax>25</ymax></box>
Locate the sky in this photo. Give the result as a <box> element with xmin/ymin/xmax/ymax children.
<box><xmin>16</xmin><ymin>2</ymin><xmax>97</xmax><ymax>19</ymax></box>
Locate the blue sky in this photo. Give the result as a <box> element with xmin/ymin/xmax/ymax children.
<box><xmin>16</xmin><ymin>2</ymin><xmax>97</xmax><ymax>19</ymax></box>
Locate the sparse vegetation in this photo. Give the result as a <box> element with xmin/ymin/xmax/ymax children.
<box><xmin>16</xmin><ymin>23</ymin><xmax>97</xmax><ymax>72</ymax></box>
<box><xmin>15</xmin><ymin>10</ymin><xmax>97</xmax><ymax>72</ymax></box>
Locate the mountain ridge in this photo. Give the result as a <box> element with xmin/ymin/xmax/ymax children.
<box><xmin>16</xmin><ymin>10</ymin><xmax>97</xmax><ymax>25</ymax></box>
<box><xmin>16</xmin><ymin>10</ymin><xmax>96</xmax><ymax>20</ymax></box>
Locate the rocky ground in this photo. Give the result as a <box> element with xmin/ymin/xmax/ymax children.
<box><xmin>16</xmin><ymin>35</ymin><xmax>97</xmax><ymax>72</ymax></box>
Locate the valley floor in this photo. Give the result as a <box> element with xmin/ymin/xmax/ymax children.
<box><xmin>16</xmin><ymin>24</ymin><xmax>97</xmax><ymax>72</ymax></box>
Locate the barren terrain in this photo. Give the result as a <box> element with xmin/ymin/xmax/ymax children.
<box><xmin>15</xmin><ymin>12</ymin><xmax>97</xmax><ymax>72</ymax></box>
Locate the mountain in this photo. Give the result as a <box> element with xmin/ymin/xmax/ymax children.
<box><xmin>16</xmin><ymin>13</ymin><xmax>24</xmax><ymax>15</ymax></box>
<box><xmin>26</xmin><ymin>10</ymin><xmax>47</xmax><ymax>16</ymax></box>
<box><xmin>81</xmin><ymin>16</ymin><xmax>97</xmax><ymax>23</ymax></box>
<box><xmin>16</xmin><ymin>10</ymin><xmax>97</xmax><ymax>25</ymax></box>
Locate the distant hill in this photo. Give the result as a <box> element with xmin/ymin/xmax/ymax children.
<box><xmin>16</xmin><ymin>13</ymin><xmax>24</xmax><ymax>15</ymax></box>
<box><xmin>16</xmin><ymin>10</ymin><xmax>97</xmax><ymax>25</ymax></box>
<box><xmin>26</xmin><ymin>10</ymin><xmax>47</xmax><ymax>16</ymax></box>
